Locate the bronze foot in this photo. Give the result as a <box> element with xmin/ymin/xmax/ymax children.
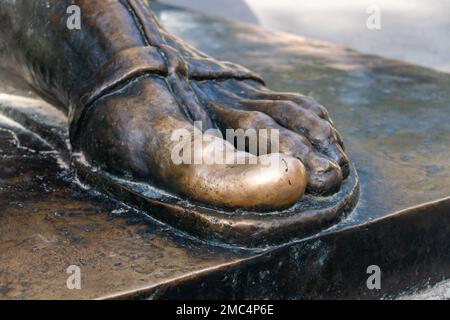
<box><xmin>0</xmin><ymin>0</ymin><xmax>353</xmax><ymax>213</ymax></box>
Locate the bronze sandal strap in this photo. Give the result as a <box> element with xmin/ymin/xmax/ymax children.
<box><xmin>124</xmin><ymin>0</ymin><xmax>263</xmax><ymax>82</ymax></box>
<box><xmin>187</xmin><ymin>57</ymin><xmax>264</xmax><ymax>83</ymax></box>
<box><xmin>80</xmin><ymin>46</ymin><xmax>168</xmax><ymax>107</ymax></box>
<box><xmin>69</xmin><ymin>46</ymin><xmax>168</xmax><ymax>146</ymax></box>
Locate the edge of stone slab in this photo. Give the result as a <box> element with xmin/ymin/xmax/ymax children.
<box><xmin>112</xmin><ymin>196</ymin><xmax>450</xmax><ymax>300</ymax></box>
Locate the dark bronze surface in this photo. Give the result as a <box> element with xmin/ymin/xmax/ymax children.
<box><xmin>0</xmin><ymin>3</ymin><xmax>449</xmax><ymax>299</ymax></box>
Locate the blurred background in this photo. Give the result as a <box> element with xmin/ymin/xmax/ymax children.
<box><xmin>157</xmin><ymin>0</ymin><xmax>450</xmax><ymax>73</ymax></box>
